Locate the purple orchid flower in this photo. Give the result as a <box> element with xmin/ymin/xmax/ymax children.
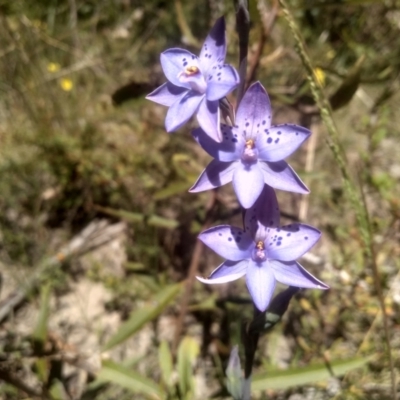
<box><xmin>146</xmin><ymin>17</ymin><xmax>239</xmax><ymax>142</ymax></box>
<box><xmin>197</xmin><ymin>186</ymin><xmax>329</xmax><ymax>312</ymax></box>
<box><xmin>190</xmin><ymin>81</ymin><xmax>310</xmax><ymax>208</ymax></box>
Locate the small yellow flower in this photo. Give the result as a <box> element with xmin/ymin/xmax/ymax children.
<box><xmin>47</xmin><ymin>62</ymin><xmax>61</xmax><ymax>73</ymax></box>
<box><xmin>314</xmin><ymin>67</ymin><xmax>325</xmax><ymax>87</ymax></box>
<box><xmin>60</xmin><ymin>78</ymin><xmax>73</xmax><ymax>91</ymax></box>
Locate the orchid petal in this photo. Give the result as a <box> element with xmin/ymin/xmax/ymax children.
<box><xmin>206</xmin><ymin>64</ymin><xmax>240</xmax><ymax>101</ymax></box>
<box><xmin>199</xmin><ymin>17</ymin><xmax>226</xmax><ymax>74</ymax></box>
<box><xmin>270</xmin><ymin>260</ymin><xmax>329</xmax><ymax>289</ymax></box>
<box><xmin>246</xmin><ymin>260</ymin><xmax>276</xmax><ymax>311</ymax></box>
<box><xmin>197</xmin><ymin>260</ymin><xmax>248</xmax><ymax>284</ymax></box>
<box><xmin>196</xmin><ymin>99</ymin><xmax>221</xmax><ymax>142</ymax></box>
<box><xmin>165</xmin><ymin>91</ymin><xmax>202</xmax><ymax>132</ymax></box>
<box><xmin>192</xmin><ymin>125</ymin><xmax>245</xmax><ymax>162</ymax></box>
<box><xmin>244</xmin><ymin>185</ymin><xmax>280</xmax><ymax>239</ymax></box>
<box><xmin>232</xmin><ymin>162</ymin><xmax>264</xmax><ymax>208</ymax></box>
<box><xmin>146</xmin><ymin>82</ymin><xmax>187</xmax><ymax>107</ymax></box>
<box><xmin>235</xmin><ymin>82</ymin><xmax>272</xmax><ymax>140</ymax></box>
<box><xmin>257</xmin><ymin>125</ymin><xmax>311</xmax><ymax>162</ymax></box>
<box><xmin>199</xmin><ymin>225</ymin><xmax>253</xmax><ymax>261</ymax></box>
<box><xmin>259</xmin><ymin>161</ymin><xmax>309</xmax><ymax>194</ymax></box>
<box><xmin>190</xmin><ymin>160</ymin><xmax>236</xmax><ymax>192</ymax></box>
<box><xmin>266</xmin><ymin>224</ymin><xmax>321</xmax><ymax>261</ymax></box>
<box><xmin>160</xmin><ymin>49</ymin><xmax>200</xmax><ymax>89</ymax></box>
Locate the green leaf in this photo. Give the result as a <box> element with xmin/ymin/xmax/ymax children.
<box><xmin>147</xmin><ymin>214</ymin><xmax>178</xmax><ymax>229</ymax></box>
<box><xmin>252</xmin><ymin>355</ymin><xmax>372</xmax><ymax>391</ymax></box>
<box><xmin>102</xmin><ymin>283</ymin><xmax>182</xmax><ymax>351</ymax></box>
<box><xmin>154</xmin><ymin>181</ymin><xmax>190</xmax><ymax>200</ymax></box>
<box><xmin>49</xmin><ymin>379</ymin><xmax>69</xmax><ymax>400</ymax></box>
<box><xmin>329</xmin><ymin>55</ymin><xmax>365</xmax><ymax>111</ymax></box>
<box><xmin>33</xmin><ymin>284</ymin><xmax>51</xmax><ymax>346</ymax></box>
<box><xmin>97</xmin><ymin>360</ymin><xmax>163</xmax><ymax>400</ymax></box>
<box><xmin>94</xmin><ymin>205</ymin><xmax>178</xmax><ymax>229</ymax></box>
<box><xmin>159</xmin><ymin>340</ymin><xmax>174</xmax><ymax>388</ymax></box>
<box><xmin>177</xmin><ymin>336</ymin><xmax>200</xmax><ymax>397</ymax></box>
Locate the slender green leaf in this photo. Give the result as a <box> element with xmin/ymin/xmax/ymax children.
<box><xmin>154</xmin><ymin>181</ymin><xmax>191</xmax><ymax>200</ymax></box>
<box><xmin>97</xmin><ymin>360</ymin><xmax>163</xmax><ymax>400</ymax></box>
<box><xmin>49</xmin><ymin>378</ymin><xmax>69</xmax><ymax>400</ymax></box>
<box><xmin>33</xmin><ymin>284</ymin><xmax>51</xmax><ymax>345</ymax></box>
<box><xmin>252</xmin><ymin>356</ymin><xmax>372</xmax><ymax>391</ymax></box>
<box><xmin>94</xmin><ymin>205</ymin><xmax>178</xmax><ymax>229</ymax></box>
<box><xmin>329</xmin><ymin>55</ymin><xmax>365</xmax><ymax>111</ymax></box>
<box><xmin>159</xmin><ymin>340</ymin><xmax>174</xmax><ymax>388</ymax></box>
<box><xmin>148</xmin><ymin>214</ymin><xmax>178</xmax><ymax>229</ymax></box>
<box><xmin>102</xmin><ymin>283</ymin><xmax>182</xmax><ymax>351</ymax></box>
<box><xmin>177</xmin><ymin>336</ymin><xmax>199</xmax><ymax>397</ymax></box>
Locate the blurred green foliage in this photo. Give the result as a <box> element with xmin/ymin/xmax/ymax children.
<box><xmin>0</xmin><ymin>0</ymin><xmax>400</xmax><ymax>399</ymax></box>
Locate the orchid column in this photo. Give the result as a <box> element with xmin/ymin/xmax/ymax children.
<box><xmin>147</xmin><ymin>13</ymin><xmax>328</xmax><ymax>400</ymax></box>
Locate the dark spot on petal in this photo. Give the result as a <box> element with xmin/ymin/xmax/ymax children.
<box><xmin>262</xmin><ymin>120</ymin><xmax>266</xmax><ymax>125</ymax></box>
<box><xmin>304</xmin><ymin>236</ymin><xmax>308</xmax><ymax>240</ymax></box>
<box><xmin>183</xmin><ymin>61</ymin><xmax>188</xmax><ymax>67</ymax></box>
<box><xmin>278</xmin><ymin>237</ymin><xmax>282</xmax><ymax>240</ymax></box>
<box><xmin>228</xmin><ymin>237</ymin><xmax>232</xmax><ymax>241</ymax></box>
<box><xmin>277</xmin><ymin>241</ymin><xmax>282</xmax><ymax>246</ymax></box>
<box><xmin>219</xmin><ymin>233</ymin><xmax>222</xmax><ymax>236</ymax></box>
<box><xmin>245</xmin><ymin>122</ymin><xmax>249</xmax><ymax>127</ymax></box>
<box><xmin>287</xmin><ymin>233</ymin><xmax>291</xmax><ymax>236</ymax></box>
<box><xmin>267</xmin><ymin>137</ymin><xmax>272</xmax><ymax>144</ymax></box>
<box><xmin>296</xmin><ymin>132</ymin><xmax>299</xmax><ymax>135</ymax></box>
<box><xmin>277</xmin><ymin>131</ymin><xmax>282</xmax><ymax>135</ymax></box>
<box><xmin>275</xmin><ymin>138</ymin><xmax>280</xmax><ymax>143</ymax></box>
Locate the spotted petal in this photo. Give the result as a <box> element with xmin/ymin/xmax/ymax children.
<box><xmin>235</xmin><ymin>82</ymin><xmax>272</xmax><ymax>141</ymax></box>
<box><xmin>198</xmin><ymin>225</ymin><xmax>253</xmax><ymax>261</ymax></box>
<box><xmin>257</xmin><ymin>125</ymin><xmax>311</xmax><ymax>162</ymax></box>
<box><xmin>199</xmin><ymin>16</ymin><xmax>226</xmax><ymax>74</ymax></box>
<box><xmin>244</xmin><ymin>185</ymin><xmax>280</xmax><ymax>239</ymax></box>
<box><xmin>196</xmin><ymin>99</ymin><xmax>221</xmax><ymax>142</ymax></box>
<box><xmin>270</xmin><ymin>260</ymin><xmax>329</xmax><ymax>289</ymax></box>
<box><xmin>192</xmin><ymin>125</ymin><xmax>245</xmax><ymax>162</ymax></box>
<box><xmin>246</xmin><ymin>260</ymin><xmax>276</xmax><ymax>311</ymax></box>
<box><xmin>259</xmin><ymin>161</ymin><xmax>309</xmax><ymax>194</ymax></box>
<box><xmin>190</xmin><ymin>159</ymin><xmax>236</xmax><ymax>192</ymax></box>
<box><xmin>232</xmin><ymin>162</ymin><xmax>264</xmax><ymax>208</ymax></box>
<box><xmin>266</xmin><ymin>224</ymin><xmax>321</xmax><ymax>261</ymax></box>
<box><xmin>146</xmin><ymin>82</ymin><xmax>187</xmax><ymax>107</ymax></box>
<box><xmin>165</xmin><ymin>91</ymin><xmax>203</xmax><ymax>132</ymax></box>
<box><xmin>161</xmin><ymin>49</ymin><xmax>200</xmax><ymax>89</ymax></box>
<box><xmin>206</xmin><ymin>64</ymin><xmax>240</xmax><ymax>101</ymax></box>
<box><xmin>197</xmin><ymin>260</ymin><xmax>248</xmax><ymax>284</ymax></box>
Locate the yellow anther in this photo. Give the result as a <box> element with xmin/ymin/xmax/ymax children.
<box><xmin>185</xmin><ymin>66</ymin><xmax>199</xmax><ymax>75</ymax></box>
<box><xmin>256</xmin><ymin>241</ymin><xmax>264</xmax><ymax>250</ymax></box>
<box><xmin>245</xmin><ymin>139</ymin><xmax>255</xmax><ymax>149</ymax></box>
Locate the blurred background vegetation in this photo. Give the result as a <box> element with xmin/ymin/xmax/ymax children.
<box><xmin>0</xmin><ymin>0</ymin><xmax>399</xmax><ymax>399</ymax></box>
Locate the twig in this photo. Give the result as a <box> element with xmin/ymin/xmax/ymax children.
<box><xmin>0</xmin><ymin>220</ymin><xmax>126</xmax><ymax>323</ymax></box>
<box><xmin>174</xmin><ymin>0</ymin><xmax>200</xmax><ymax>47</ymax></box>
<box><xmin>246</xmin><ymin>0</ymin><xmax>278</xmax><ymax>86</ymax></box>
<box><xmin>172</xmin><ymin>191</ymin><xmax>218</xmax><ymax>355</ymax></box>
